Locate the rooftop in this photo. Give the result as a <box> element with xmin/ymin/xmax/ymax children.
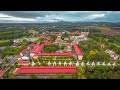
<box><xmin>15</xmin><ymin>66</ymin><xmax>77</xmax><ymax>74</ymax></box>
<box><xmin>0</xmin><ymin>70</ymin><xmax>4</xmax><ymax>76</ymax></box>
<box><xmin>35</xmin><ymin>52</ymin><xmax>73</xmax><ymax>57</ymax></box>
<box><xmin>73</xmin><ymin>44</ymin><xmax>84</xmax><ymax>55</ymax></box>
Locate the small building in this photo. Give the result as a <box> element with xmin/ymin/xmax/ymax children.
<box><xmin>21</xmin><ymin>56</ymin><xmax>29</xmax><ymax>60</ymax></box>
<box><xmin>99</xmin><ymin>43</ymin><xmax>105</xmax><ymax>48</ymax></box>
<box><xmin>0</xmin><ymin>70</ymin><xmax>4</xmax><ymax>76</ymax></box>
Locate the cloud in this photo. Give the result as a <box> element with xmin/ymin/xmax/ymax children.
<box><xmin>0</xmin><ymin>13</ymin><xmax>35</xmax><ymax>22</ymax></box>
<box><xmin>0</xmin><ymin>11</ymin><xmax>120</xmax><ymax>23</ymax></box>
<box><xmin>87</xmin><ymin>14</ymin><xmax>105</xmax><ymax>20</ymax></box>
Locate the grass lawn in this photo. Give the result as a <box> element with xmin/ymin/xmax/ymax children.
<box><xmin>95</xmin><ymin>26</ymin><xmax>112</xmax><ymax>30</ymax></box>
<box><xmin>104</xmin><ymin>38</ymin><xmax>120</xmax><ymax>48</ymax></box>
<box><xmin>0</xmin><ymin>40</ymin><xmax>10</xmax><ymax>43</ymax></box>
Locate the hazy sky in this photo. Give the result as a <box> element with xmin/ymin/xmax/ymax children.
<box><xmin>0</xmin><ymin>11</ymin><xmax>120</xmax><ymax>23</ymax></box>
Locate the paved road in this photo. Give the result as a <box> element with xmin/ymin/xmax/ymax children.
<box><xmin>2</xmin><ymin>59</ymin><xmax>18</xmax><ymax>74</ymax></box>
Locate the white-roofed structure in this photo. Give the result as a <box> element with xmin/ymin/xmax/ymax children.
<box><xmin>53</xmin><ymin>61</ymin><xmax>56</xmax><ymax>66</ymax></box>
<box><xmin>81</xmin><ymin>62</ymin><xmax>85</xmax><ymax>67</ymax></box>
<box><xmin>97</xmin><ymin>62</ymin><xmax>101</xmax><ymax>66</ymax></box>
<box><xmin>86</xmin><ymin>62</ymin><xmax>90</xmax><ymax>67</ymax></box>
<box><xmin>102</xmin><ymin>62</ymin><xmax>106</xmax><ymax>66</ymax></box>
<box><xmin>107</xmin><ymin>62</ymin><xmax>111</xmax><ymax>66</ymax></box>
<box><xmin>91</xmin><ymin>62</ymin><xmax>95</xmax><ymax>67</ymax></box>
<box><xmin>48</xmin><ymin>61</ymin><xmax>51</xmax><ymax>66</ymax></box>
<box><xmin>69</xmin><ymin>61</ymin><xmax>73</xmax><ymax>66</ymax></box>
<box><xmin>112</xmin><ymin>62</ymin><xmax>117</xmax><ymax>68</ymax></box>
<box><xmin>75</xmin><ymin>61</ymin><xmax>79</xmax><ymax>67</ymax></box>
<box><xmin>21</xmin><ymin>56</ymin><xmax>29</xmax><ymax>60</ymax></box>
<box><xmin>32</xmin><ymin>61</ymin><xmax>35</xmax><ymax>66</ymax></box>
<box><xmin>64</xmin><ymin>61</ymin><xmax>67</xmax><ymax>66</ymax></box>
<box><xmin>58</xmin><ymin>61</ymin><xmax>62</xmax><ymax>66</ymax></box>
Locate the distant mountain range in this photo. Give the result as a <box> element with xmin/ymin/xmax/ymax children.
<box><xmin>0</xmin><ymin>21</ymin><xmax>120</xmax><ymax>24</ymax></box>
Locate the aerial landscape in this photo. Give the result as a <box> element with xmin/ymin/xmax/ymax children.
<box><xmin>0</xmin><ymin>11</ymin><xmax>120</xmax><ymax>79</ymax></box>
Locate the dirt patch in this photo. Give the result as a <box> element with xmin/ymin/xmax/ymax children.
<box><xmin>92</xmin><ymin>30</ymin><xmax>120</xmax><ymax>35</ymax></box>
<box><xmin>101</xmin><ymin>30</ymin><xmax>120</xmax><ymax>35</ymax></box>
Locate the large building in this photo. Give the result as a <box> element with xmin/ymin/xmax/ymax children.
<box><xmin>15</xmin><ymin>66</ymin><xmax>77</xmax><ymax>74</ymax></box>
<box><xmin>73</xmin><ymin>44</ymin><xmax>84</xmax><ymax>60</ymax></box>
<box><xmin>18</xmin><ymin>40</ymin><xmax>84</xmax><ymax>61</ymax></box>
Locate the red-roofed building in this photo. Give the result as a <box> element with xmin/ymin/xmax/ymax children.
<box><xmin>0</xmin><ymin>70</ymin><xmax>4</xmax><ymax>76</ymax></box>
<box><xmin>33</xmin><ymin>52</ymin><xmax>73</xmax><ymax>59</ymax></box>
<box><xmin>20</xmin><ymin>48</ymin><xmax>28</xmax><ymax>56</ymax></box>
<box><xmin>69</xmin><ymin>31</ymin><xmax>81</xmax><ymax>35</ymax></box>
<box><xmin>99</xmin><ymin>43</ymin><xmax>105</xmax><ymax>48</ymax></box>
<box><xmin>15</xmin><ymin>66</ymin><xmax>77</xmax><ymax>74</ymax></box>
<box><xmin>73</xmin><ymin>44</ymin><xmax>84</xmax><ymax>60</ymax></box>
<box><xmin>18</xmin><ymin>38</ymin><xmax>84</xmax><ymax>61</ymax></box>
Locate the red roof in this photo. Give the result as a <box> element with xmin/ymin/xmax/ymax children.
<box><xmin>36</xmin><ymin>52</ymin><xmax>73</xmax><ymax>57</ymax></box>
<box><xmin>17</xmin><ymin>55</ymin><xmax>21</xmax><ymax>58</ymax></box>
<box><xmin>68</xmin><ymin>44</ymin><xmax>71</xmax><ymax>46</ymax></box>
<box><xmin>34</xmin><ymin>44</ymin><xmax>44</xmax><ymax>53</ymax></box>
<box><xmin>15</xmin><ymin>66</ymin><xmax>77</xmax><ymax>74</ymax></box>
<box><xmin>31</xmin><ymin>46</ymin><xmax>38</xmax><ymax>53</ymax></box>
<box><xmin>0</xmin><ymin>70</ymin><xmax>4</xmax><ymax>76</ymax></box>
<box><xmin>28</xmin><ymin>44</ymin><xmax>40</xmax><ymax>47</ymax></box>
<box><xmin>69</xmin><ymin>31</ymin><xmax>80</xmax><ymax>35</ymax></box>
<box><xmin>73</xmin><ymin>44</ymin><xmax>83</xmax><ymax>55</ymax></box>
<box><xmin>99</xmin><ymin>43</ymin><xmax>105</xmax><ymax>46</ymax></box>
<box><xmin>20</xmin><ymin>48</ymin><xmax>28</xmax><ymax>54</ymax></box>
<box><xmin>44</xmin><ymin>40</ymin><xmax>51</xmax><ymax>45</ymax></box>
<box><xmin>40</xmin><ymin>35</ymin><xmax>47</xmax><ymax>38</ymax></box>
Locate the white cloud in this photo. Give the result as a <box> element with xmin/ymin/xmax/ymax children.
<box><xmin>0</xmin><ymin>11</ymin><xmax>120</xmax><ymax>23</ymax></box>
<box><xmin>0</xmin><ymin>13</ymin><xmax>11</xmax><ymax>18</ymax></box>
<box><xmin>0</xmin><ymin>13</ymin><xmax>35</xmax><ymax>22</ymax></box>
<box><xmin>87</xmin><ymin>14</ymin><xmax>105</xmax><ymax>20</ymax></box>
<box><xmin>0</xmin><ymin>17</ymin><xmax>35</xmax><ymax>21</ymax></box>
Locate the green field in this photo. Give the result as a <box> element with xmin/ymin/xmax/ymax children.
<box><xmin>0</xmin><ymin>40</ymin><xmax>10</xmax><ymax>43</ymax></box>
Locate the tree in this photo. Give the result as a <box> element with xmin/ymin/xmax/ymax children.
<box><xmin>71</xmin><ymin>73</ymin><xmax>77</xmax><ymax>79</ymax></box>
<box><xmin>60</xmin><ymin>45</ymin><xmax>66</xmax><ymax>50</ymax></box>
<box><xmin>93</xmin><ymin>70</ymin><xmax>101</xmax><ymax>79</ymax></box>
<box><xmin>30</xmin><ymin>74</ymin><xmax>38</xmax><ymax>79</ymax></box>
<box><xmin>4</xmin><ymin>57</ymin><xmax>9</xmax><ymax>64</ymax></box>
<box><xmin>77</xmin><ymin>66</ymin><xmax>86</xmax><ymax>79</ymax></box>
<box><xmin>43</xmin><ymin>44</ymin><xmax>59</xmax><ymax>53</ymax></box>
<box><xmin>57</xmin><ymin>74</ymin><xmax>67</xmax><ymax>79</ymax></box>
<box><xmin>35</xmin><ymin>62</ymin><xmax>39</xmax><ymax>66</ymax></box>
<box><xmin>106</xmin><ymin>71</ymin><xmax>113</xmax><ymax>79</ymax></box>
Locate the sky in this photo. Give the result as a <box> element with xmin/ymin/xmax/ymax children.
<box><xmin>0</xmin><ymin>11</ymin><xmax>120</xmax><ymax>23</ymax></box>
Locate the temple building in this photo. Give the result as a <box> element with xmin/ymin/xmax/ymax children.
<box><xmin>55</xmin><ymin>35</ymin><xmax>63</xmax><ymax>44</ymax></box>
<box><xmin>15</xmin><ymin>66</ymin><xmax>77</xmax><ymax>74</ymax></box>
<box><xmin>17</xmin><ymin>40</ymin><xmax>84</xmax><ymax>62</ymax></box>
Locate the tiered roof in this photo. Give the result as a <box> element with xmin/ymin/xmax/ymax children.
<box><xmin>73</xmin><ymin>44</ymin><xmax>84</xmax><ymax>55</ymax></box>
<box><xmin>20</xmin><ymin>40</ymin><xmax>83</xmax><ymax>57</ymax></box>
<box><xmin>15</xmin><ymin>66</ymin><xmax>77</xmax><ymax>74</ymax></box>
<box><xmin>0</xmin><ymin>70</ymin><xmax>4</xmax><ymax>76</ymax></box>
